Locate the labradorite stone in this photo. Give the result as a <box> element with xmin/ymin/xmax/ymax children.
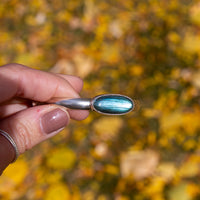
<box><xmin>93</xmin><ymin>95</ymin><xmax>134</xmax><ymax>114</ymax></box>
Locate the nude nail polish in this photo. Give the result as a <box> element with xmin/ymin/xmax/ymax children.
<box><xmin>41</xmin><ymin>108</ymin><xmax>69</xmax><ymax>134</ymax></box>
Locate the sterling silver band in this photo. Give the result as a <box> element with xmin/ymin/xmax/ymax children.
<box><xmin>0</xmin><ymin>129</ymin><xmax>19</xmax><ymax>163</ymax></box>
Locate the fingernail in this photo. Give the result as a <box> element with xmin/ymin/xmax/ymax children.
<box><xmin>41</xmin><ymin>108</ymin><xmax>69</xmax><ymax>134</ymax></box>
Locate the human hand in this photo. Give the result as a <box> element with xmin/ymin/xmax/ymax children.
<box><xmin>0</xmin><ymin>63</ymin><xmax>89</xmax><ymax>174</ymax></box>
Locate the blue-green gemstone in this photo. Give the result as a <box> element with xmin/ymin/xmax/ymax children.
<box><xmin>93</xmin><ymin>95</ymin><xmax>134</xmax><ymax>115</ymax></box>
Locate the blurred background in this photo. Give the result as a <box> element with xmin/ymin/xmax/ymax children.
<box><xmin>0</xmin><ymin>0</ymin><xmax>200</xmax><ymax>199</ymax></box>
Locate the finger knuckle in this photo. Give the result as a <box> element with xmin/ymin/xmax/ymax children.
<box><xmin>12</xmin><ymin>119</ymin><xmax>33</xmax><ymax>152</ymax></box>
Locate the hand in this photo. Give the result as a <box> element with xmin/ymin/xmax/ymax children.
<box><xmin>0</xmin><ymin>63</ymin><xmax>89</xmax><ymax>174</ymax></box>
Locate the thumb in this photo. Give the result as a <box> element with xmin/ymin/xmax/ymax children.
<box><xmin>0</xmin><ymin>105</ymin><xmax>69</xmax><ymax>171</ymax></box>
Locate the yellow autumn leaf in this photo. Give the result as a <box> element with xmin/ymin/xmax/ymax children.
<box><xmin>101</xmin><ymin>43</ymin><xmax>120</xmax><ymax>64</ymax></box>
<box><xmin>144</xmin><ymin>177</ymin><xmax>165</xmax><ymax>197</ymax></box>
<box><xmin>105</xmin><ymin>164</ymin><xmax>119</xmax><ymax>175</ymax></box>
<box><xmin>168</xmin><ymin>183</ymin><xmax>191</xmax><ymax>200</ymax></box>
<box><xmin>168</xmin><ymin>32</ymin><xmax>181</xmax><ymax>44</ymax></box>
<box><xmin>46</xmin><ymin>147</ymin><xmax>76</xmax><ymax>170</ymax></box>
<box><xmin>45</xmin><ymin>171</ymin><xmax>62</xmax><ymax>184</ymax></box>
<box><xmin>130</xmin><ymin>65</ymin><xmax>144</xmax><ymax>76</ymax></box>
<box><xmin>93</xmin><ymin>116</ymin><xmax>123</xmax><ymax>140</ymax></box>
<box><xmin>82</xmin><ymin>190</ymin><xmax>95</xmax><ymax>200</ymax></box>
<box><xmin>161</xmin><ymin>108</ymin><xmax>200</xmax><ymax>136</ymax></box>
<box><xmin>160</xmin><ymin>111</ymin><xmax>183</xmax><ymax>134</ymax></box>
<box><xmin>181</xmin><ymin>110</ymin><xmax>200</xmax><ymax>134</ymax></box>
<box><xmin>183</xmin><ymin>33</ymin><xmax>200</xmax><ymax>53</ymax></box>
<box><xmin>157</xmin><ymin>162</ymin><xmax>176</xmax><ymax>181</ymax></box>
<box><xmin>2</xmin><ymin>159</ymin><xmax>28</xmax><ymax>185</ymax></box>
<box><xmin>44</xmin><ymin>183</ymin><xmax>70</xmax><ymax>200</ymax></box>
<box><xmin>190</xmin><ymin>3</ymin><xmax>200</xmax><ymax>26</ymax></box>
<box><xmin>187</xmin><ymin>183</ymin><xmax>200</xmax><ymax>198</ymax></box>
<box><xmin>179</xmin><ymin>159</ymin><xmax>199</xmax><ymax>178</ymax></box>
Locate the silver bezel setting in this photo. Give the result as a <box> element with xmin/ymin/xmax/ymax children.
<box><xmin>91</xmin><ymin>94</ymin><xmax>135</xmax><ymax>115</ymax></box>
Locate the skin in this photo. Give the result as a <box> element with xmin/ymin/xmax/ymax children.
<box><xmin>0</xmin><ymin>63</ymin><xmax>89</xmax><ymax>174</ymax></box>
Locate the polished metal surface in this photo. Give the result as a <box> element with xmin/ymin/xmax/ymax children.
<box><xmin>55</xmin><ymin>98</ymin><xmax>91</xmax><ymax>109</ymax></box>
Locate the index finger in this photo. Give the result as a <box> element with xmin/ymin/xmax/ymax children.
<box><xmin>0</xmin><ymin>63</ymin><xmax>80</xmax><ymax>104</ymax></box>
